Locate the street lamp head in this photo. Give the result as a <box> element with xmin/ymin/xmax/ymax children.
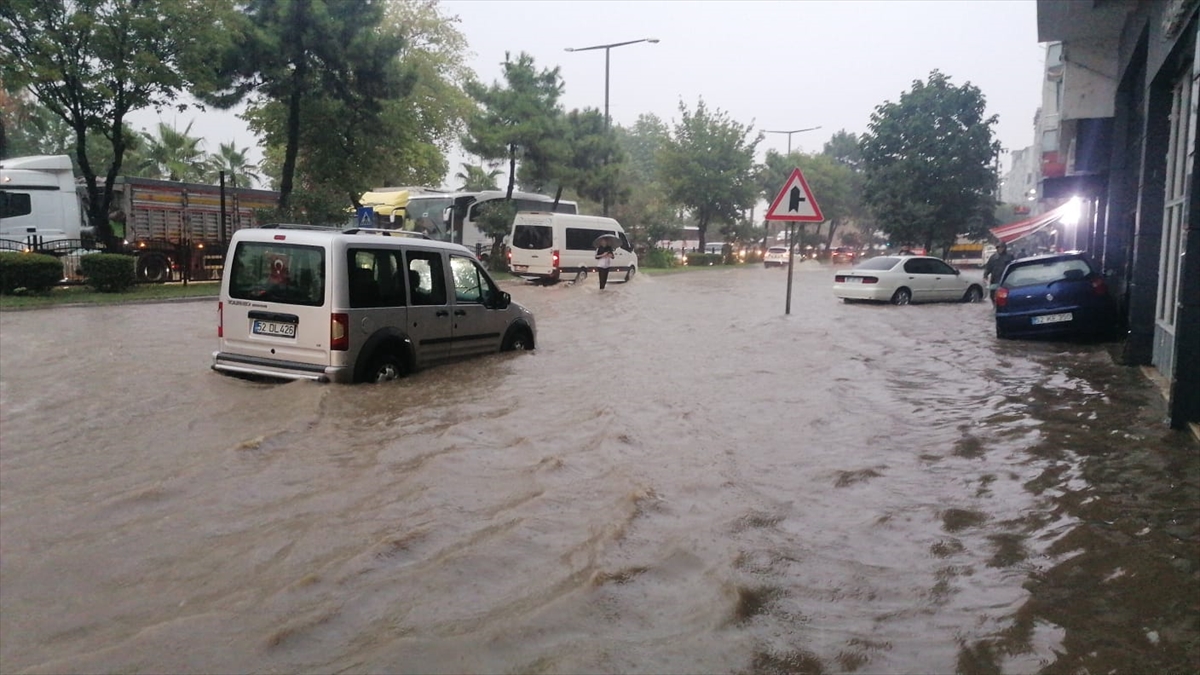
<box><xmin>564</xmin><ymin>47</ymin><xmax>575</xmax><ymax>52</ymax></box>
<box><xmin>647</xmin><ymin>38</ymin><xmax>660</xmax><ymax>43</ymax></box>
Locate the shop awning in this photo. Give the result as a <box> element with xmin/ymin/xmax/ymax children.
<box><xmin>989</xmin><ymin>202</ymin><xmax>1069</xmax><ymax>244</ymax></box>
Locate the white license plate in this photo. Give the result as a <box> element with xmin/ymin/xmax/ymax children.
<box><xmin>512</xmin><ymin>265</ymin><xmax>528</xmax><ymax>272</ymax></box>
<box><xmin>1031</xmin><ymin>312</ymin><xmax>1073</xmax><ymax>325</ymax></box>
<box><xmin>844</xmin><ymin>277</ymin><xmax>862</xmax><ymax>284</ymax></box>
<box><xmin>252</xmin><ymin>319</ymin><xmax>297</xmax><ymax>337</ymax></box>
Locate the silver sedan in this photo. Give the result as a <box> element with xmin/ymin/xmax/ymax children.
<box><xmin>833</xmin><ymin>255</ymin><xmax>985</xmax><ymax>305</ymax></box>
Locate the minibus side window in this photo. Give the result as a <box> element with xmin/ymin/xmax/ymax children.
<box><xmin>405</xmin><ymin>250</ymin><xmax>447</xmax><ymax>306</ymax></box>
<box><xmin>348</xmin><ymin>249</ymin><xmax>405</xmax><ymax>308</ymax></box>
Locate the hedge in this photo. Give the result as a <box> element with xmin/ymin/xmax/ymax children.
<box><xmin>80</xmin><ymin>253</ymin><xmax>137</xmax><ymax>292</ymax></box>
<box><xmin>0</xmin><ymin>252</ymin><xmax>63</xmax><ymax>294</ymax></box>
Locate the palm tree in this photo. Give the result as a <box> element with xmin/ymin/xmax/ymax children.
<box><xmin>140</xmin><ymin>121</ymin><xmax>207</xmax><ymax>182</ymax></box>
<box><xmin>454</xmin><ymin>161</ymin><xmax>502</xmax><ymax>191</ymax></box>
<box><xmin>207</xmin><ymin>141</ymin><xmax>262</xmax><ymax>189</ymax></box>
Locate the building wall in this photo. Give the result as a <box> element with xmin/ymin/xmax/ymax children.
<box><xmin>1039</xmin><ymin>0</ymin><xmax>1200</xmax><ymax>430</ymax></box>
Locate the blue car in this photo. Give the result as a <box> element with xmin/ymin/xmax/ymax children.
<box><xmin>993</xmin><ymin>251</ymin><xmax>1118</xmax><ymax>340</ymax></box>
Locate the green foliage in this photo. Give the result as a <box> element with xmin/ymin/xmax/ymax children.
<box><xmin>860</xmin><ymin>70</ymin><xmax>1001</xmax><ymax>252</ymax></box>
<box><xmin>640</xmin><ymin>248</ymin><xmax>678</xmax><ymax>269</ymax></box>
<box><xmin>455</xmin><ymin>162</ymin><xmax>502</xmax><ymax>191</ymax></box>
<box><xmin>0</xmin><ymin>252</ymin><xmax>62</xmax><ymax>294</ymax></box>
<box><xmin>611</xmin><ymin>115</ymin><xmax>678</xmax><ymax>250</ymax></box>
<box><xmin>685</xmin><ymin>252</ymin><xmax>725</xmax><ymax>267</ymax></box>
<box><xmin>138</xmin><ymin>120</ymin><xmax>209</xmax><ymax>182</ymax></box>
<box><xmin>0</xmin><ymin>92</ymin><xmax>73</xmax><ymax>157</ymax></box>
<box><xmin>822</xmin><ymin>130</ymin><xmax>863</xmax><ymax>170</ymax></box>
<box><xmin>1</xmin><ymin>0</ymin><xmax>232</xmax><ymax>246</ymax></box>
<box><xmin>80</xmin><ymin>253</ymin><xmax>136</xmax><ymax>292</ymax></box>
<box><xmin>659</xmin><ymin>99</ymin><xmax>762</xmax><ymax>250</ymax></box>
<box><xmin>463</xmin><ymin>51</ymin><xmax>566</xmax><ymax>198</ymax></box>
<box><xmin>473</xmin><ymin>200</ymin><xmax>517</xmax><ymax>268</ymax></box>
<box><xmin>204</xmin><ymin>0</ymin><xmax>411</xmax><ymax>210</ymax></box>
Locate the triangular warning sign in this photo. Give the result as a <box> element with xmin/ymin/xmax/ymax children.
<box><xmin>764</xmin><ymin>168</ymin><xmax>824</xmax><ymax>222</ymax></box>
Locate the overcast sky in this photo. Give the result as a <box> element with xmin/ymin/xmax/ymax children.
<box><xmin>132</xmin><ymin>0</ymin><xmax>1046</xmax><ymax>188</ymax></box>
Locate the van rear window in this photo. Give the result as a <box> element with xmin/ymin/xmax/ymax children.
<box><xmin>512</xmin><ymin>224</ymin><xmax>552</xmax><ymax>250</ymax></box>
<box><xmin>229</xmin><ymin>242</ymin><xmax>325</xmax><ymax>306</ymax></box>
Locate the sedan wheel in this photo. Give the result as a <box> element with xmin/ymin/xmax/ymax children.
<box><xmin>963</xmin><ymin>286</ymin><xmax>984</xmax><ymax>303</ymax></box>
<box><xmin>891</xmin><ymin>288</ymin><xmax>912</xmax><ymax>305</ymax></box>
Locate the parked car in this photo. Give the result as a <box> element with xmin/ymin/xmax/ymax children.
<box><xmin>212</xmin><ymin>225</ymin><xmax>536</xmax><ymax>383</ymax></box>
<box><xmin>832</xmin><ymin>255</ymin><xmax>985</xmax><ymax>305</ymax></box>
<box><xmin>764</xmin><ymin>246</ymin><xmax>790</xmax><ymax>268</ymax></box>
<box><xmin>830</xmin><ymin>247</ymin><xmax>856</xmax><ymax>264</ymax></box>
<box><xmin>993</xmin><ymin>251</ymin><xmax>1117</xmax><ymax>340</ymax></box>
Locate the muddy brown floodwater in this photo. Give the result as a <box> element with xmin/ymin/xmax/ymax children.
<box><xmin>1</xmin><ymin>264</ymin><xmax>1197</xmax><ymax>674</ymax></box>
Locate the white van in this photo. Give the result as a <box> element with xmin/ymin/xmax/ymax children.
<box><xmin>212</xmin><ymin>226</ymin><xmax>536</xmax><ymax>384</ymax></box>
<box><xmin>507</xmin><ymin>212</ymin><xmax>637</xmax><ymax>284</ymax></box>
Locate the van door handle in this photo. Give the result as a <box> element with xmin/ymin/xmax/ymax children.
<box><xmin>436</xmin><ymin>310</ymin><xmax>450</xmax><ymax>317</ymax></box>
<box><xmin>454</xmin><ymin>309</ymin><xmax>467</xmax><ymax>316</ymax></box>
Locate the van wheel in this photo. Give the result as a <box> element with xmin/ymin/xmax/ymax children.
<box><xmin>366</xmin><ymin>353</ymin><xmax>404</xmax><ymax>383</ymax></box>
<box><xmin>502</xmin><ymin>327</ymin><xmax>533</xmax><ymax>352</ymax></box>
<box><xmin>573</xmin><ymin>269</ymin><xmax>588</xmax><ymax>284</ymax></box>
<box><xmin>624</xmin><ymin>266</ymin><xmax>636</xmax><ymax>282</ymax></box>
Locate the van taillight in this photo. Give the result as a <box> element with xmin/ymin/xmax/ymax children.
<box><xmin>331</xmin><ymin>313</ymin><xmax>349</xmax><ymax>351</ymax></box>
<box><xmin>217</xmin><ymin>301</ymin><xmax>223</xmax><ymax>338</ymax></box>
<box><xmin>994</xmin><ymin>287</ymin><xmax>1009</xmax><ymax>307</ymax></box>
<box><xmin>552</xmin><ymin>249</ymin><xmax>560</xmax><ymax>268</ymax></box>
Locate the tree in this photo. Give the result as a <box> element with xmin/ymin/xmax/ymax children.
<box><xmin>462</xmin><ymin>51</ymin><xmax>565</xmax><ymax>201</ymax></box>
<box><xmin>557</xmin><ymin>108</ymin><xmax>625</xmax><ymax>207</ymax></box>
<box><xmin>206</xmin><ymin>141</ymin><xmax>262</xmax><ymax>188</ymax></box>
<box><xmin>1</xmin><ymin>0</ymin><xmax>228</xmax><ymax>246</ymax></box>
<box><xmin>454</xmin><ymin>162</ymin><xmax>501</xmax><ymax>191</ymax></box>
<box><xmin>611</xmin><ymin>114</ymin><xmax>680</xmax><ymax>250</ymax></box>
<box><xmin>859</xmin><ymin>70</ymin><xmax>1001</xmax><ymax>252</ymax></box>
<box><xmin>659</xmin><ymin>99</ymin><xmax>761</xmax><ymax>250</ymax></box>
<box><xmin>203</xmin><ymin>0</ymin><xmax>409</xmax><ymax>213</ymax></box>
<box><xmin>139</xmin><ymin>121</ymin><xmax>207</xmax><ymax>182</ymax></box>
<box><xmin>822</xmin><ymin>129</ymin><xmax>862</xmax><ymax>170</ymax></box>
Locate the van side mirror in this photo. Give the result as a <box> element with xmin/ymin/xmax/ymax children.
<box><xmin>490</xmin><ymin>290</ymin><xmax>511</xmax><ymax>310</ymax></box>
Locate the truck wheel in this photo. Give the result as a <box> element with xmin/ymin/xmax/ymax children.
<box><xmin>138</xmin><ymin>254</ymin><xmax>170</xmax><ymax>283</ymax></box>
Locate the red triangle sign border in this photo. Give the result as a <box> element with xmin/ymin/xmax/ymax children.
<box><xmin>764</xmin><ymin>168</ymin><xmax>825</xmax><ymax>222</ymax></box>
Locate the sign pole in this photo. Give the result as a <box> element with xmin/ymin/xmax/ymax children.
<box><xmin>785</xmin><ymin>223</ymin><xmax>795</xmax><ymax>314</ymax></box>
<box><xmin>763</xmin><ymin>167</ymin><xmax>825</xmax><ymax>315</ymax></box>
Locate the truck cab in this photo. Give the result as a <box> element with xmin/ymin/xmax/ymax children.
<box><xmin>0</xmin><ymin>155</ymin><xmax>90</xmax><ymax>252</ymax></box>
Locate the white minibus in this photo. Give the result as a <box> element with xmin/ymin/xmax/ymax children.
<box><xmin>507</xmin><ymin>212</ymin><xmax>637</xmax><ymax>284</ymax></box>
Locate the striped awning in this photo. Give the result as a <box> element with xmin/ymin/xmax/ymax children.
<box><xmin>989</xmin><ymin>203</ymin><xmax>1069</xmax><ymax>244</ymax></box>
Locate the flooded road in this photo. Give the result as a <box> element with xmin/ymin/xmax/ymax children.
<box><xmin>1</xmin><ymin>265</ymin><xmax>1196</xmax><ymax>674</ymax></box>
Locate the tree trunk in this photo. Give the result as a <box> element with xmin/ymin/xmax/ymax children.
<box><xmin>278</xmin><ymin>77</ymin><xmax>305</xmax><ymax>213</ymax></box>
<box><xmin>505</xmin><ymin>144</ymin><xmax>517</xmax><ymax>200</ymax></box>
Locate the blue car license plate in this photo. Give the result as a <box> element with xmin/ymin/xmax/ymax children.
<box><xmin>252</xmin><ymin>319</ymin><xmax>297</xmax><ymax>338</ymax></box>
<box><xmin>1031</xmin><ymin>312</ymin><xmax>1072</xmax><ymax>325</ymax></box>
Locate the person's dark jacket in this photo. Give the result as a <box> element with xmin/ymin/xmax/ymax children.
<box><xmin>984</xmin><ymin>250</ymin><xmax>1015</xmax><ymax>283</ymax></box>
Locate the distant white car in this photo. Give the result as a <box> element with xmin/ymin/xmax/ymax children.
<box><xmin>832</xmin><ymin>255</ymin><xmax>985</xmax><ymax>305</ymax></box>
<box><xmin>764</xmin><ymin>246</ymin><xmax>790</xmax><ymax>268</ymax></box>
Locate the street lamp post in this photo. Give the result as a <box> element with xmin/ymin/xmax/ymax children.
<box><xmin>762</xmin><ymin>126</ymin><xmax>821</xmax><ymax>247</ymax></box>
<box><xmin>565</xmin><ymin>37</ymin><xmax>659</xmax><ymax>214</ymax></box>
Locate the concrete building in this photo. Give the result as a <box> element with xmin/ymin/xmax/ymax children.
<box><xmin>1036</xmin><ymin>0</ymin><xmax>1199</xmax><ymax>432</ymax></box>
